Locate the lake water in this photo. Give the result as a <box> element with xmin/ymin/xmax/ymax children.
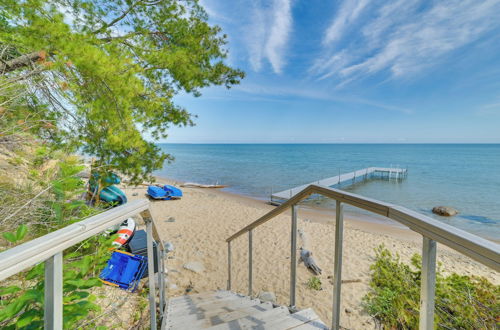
<box><xmin>155</xmin><ymin>144</ymin><xmax>500</xmax><ymax>240</ymax></box>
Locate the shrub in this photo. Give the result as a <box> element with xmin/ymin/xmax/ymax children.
<box><xmin>307</xmin><ymin>277</ymin><xmax>322</xmax><ymax>291</ymax></box>
<box><xmin>363</xmin><ymin>245</ymin><xmax>499</xmax><ymax>329</ymax></box>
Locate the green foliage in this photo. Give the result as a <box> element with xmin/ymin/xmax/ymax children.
<box><xmin>2</xmin><ymin>224</ymin><xmax>28</xmax><ymax>243</ymax></box>
<box><xmin>0</xmin><ymin>0</ymin><xmax>244</xmax><ymax>183</ymax></box>
<box><xmin>0</xmin><ymin>235</ymin><xmax>113</xmax><ymax>329</ymax></box>
<box><xmin>363</xmin><ymin>245</ymin><xmax>499</xmax><ymax>329</ymax></box>
<box><xmin>307</xmin><ymin>276</ymin><xmax>322</xmax><ymax>291</ymax></box>
<box><xmin>0</xmin><ymin>155</ymin><xmax>116</xmax><ymax>328</ymax></box>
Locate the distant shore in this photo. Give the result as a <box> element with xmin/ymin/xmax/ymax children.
<box><xmin>123</xmin><ymin>177</ymin><xmax>499</xmax><ymax>328</ymax></box>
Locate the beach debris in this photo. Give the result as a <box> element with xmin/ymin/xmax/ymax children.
<box><xmin>165</xmin><ymin>217</ymin><xmax>176</xmax><ymax>223</ymax></box>
<box><xmin>432</xmin><ymin>206</ymin><xmax>458</xmax><ymax>216</ymax></box>
<box><xmin>183</xmin><ymin>261</ymin><xmax>205</xmax><ymax>274</ymax></box>
<box><xmin>185</xmin><ymin>281</ymin><xmax>194</xmax><ymax>293</ymax></box>
<box><xmin>345</xmin><ymin>308</ymin><xmax>352</xmax><ymax>314</ymax></box>
<box><xmin>132</xmin><ymin>192</ymin><xmax>138</xmax><ymax>196</ymax></box>
<box><xmin>180</xmin><ymin>182</ymin><xmax>228</xmax><ymax>188</ymax></box>
<box><xmin>169</xmin><ymin>283</ymin><xmax>178</xmax><ymax>290</ymax></box>
<box><xmin>298</xmin><ymin>229</ymin><xmax>309</xmax><ymax>249</ymax></box>
<box><xmin>258</xmin><ymin>291</ymin><xmax>276</xmax><ymax>303</ymax></box>
<box><xmin>327</xmin><ymin>276</ymin><xmax>362</xmax><ymax>285</ymax></box>
<box><xmin>299</xmin><ymin>248</ymin><xmax>322</xmax><ymax>275</ymax></box>
<box><xmin>164</xmin><ymin>242</ymin><xmax>174</xmax><ymax>253</ymax></box>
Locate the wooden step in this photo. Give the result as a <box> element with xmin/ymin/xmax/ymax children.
<box><xmin>167</xmin><ymin>302</ymin><xmax>275</xmax><ymax>329</ymax></box>
<box><xmin>262</xmin><ymin>308</ymin><xmax>322</xmax><ymax>329</ymax></box>
<box><xmin>169</xmin><ymin>295</ymin><xmax>252</xmax><ymax>315</ymax></box>
<box><xmin>164</xmin><ymin>291</ymin><xmax>327</xmax><ymax>330</ymax></box>
<box><xmin>290</xmin><ymin>319</ymin><xmax>329</xmax><ymax>330</ymax></box>
<box><xmin>205</xmin><ymin>306</ymin><xmax>291</xmax><ymax>329</ymax></box>
<box><xmin>167</xmin><ymin>298</ymin><xmax>262</xmax><ymax>326</ymax></box>
<box><xmin>169</xmin><ymin>291</ymin><xmax>234</xmax><ymax>306</ymax></box>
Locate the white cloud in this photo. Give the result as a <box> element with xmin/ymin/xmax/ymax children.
<box><xmin>245</xmin><ymin>0</ymin><xmax>294</xmax><ymax>74</ymax></box>
<box><xmin>313</xmin><ymin>0</ymin><xmax>500</xmax><ymax>84</ymax></box>
<box><xmin>323</xmin><ymin>0</ymin><xmax>371</xmax><ymax>45</ymax></box>
<box><xmin>265</xmin><ymin>0</ymin><xmax>293</xmax><ymax>73</ymax></box>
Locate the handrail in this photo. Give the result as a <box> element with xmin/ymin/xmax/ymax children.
<box><xmin>0</xmin><ymin>199</ymin><xmax>149</xmax><ymax>280</ymax></box>
<box><xmin>226</xmin><ymin>184</ymin><xmax>499</xmax><ymax>270</ymax></box>
<box><xmin>0</xmin><ymin>199</ymin><xmax>167</xmax><ymax>330</ymax></box>
<box><xmin>225</xmin><ymin>184</ymin><xmax>500</xmax><ymax>330</ymax></box>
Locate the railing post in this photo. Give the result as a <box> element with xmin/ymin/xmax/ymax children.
<box><xmin>227</xmin><ymin>241</ymin><xmax>232</xmax><ymax>291</ymax></box>
<box><xmin>145</xmin><ymin>212</ymin><xmax>157</xmax><ymax>330</ymax></box>
<box><xmin>290</xmin><ymin>204</ymin><xmax>298</xmax><ymax>308</ymax></box>
<box><xmin>332</xmin><ymin>201</ymin><xmax>344</xmax><ymax>330</ymax></box>
<box><xmin>248</xmin><ymin>229</ymin><xmax>253</xmax><ymax>297</ymax></box>
<box><xmin>44</xmin><ymin>252</ymin><xmax>63</xmax><ymax>330</ymax></box>
<box><xmin>419</xmin><ymin>237</ymin><xmax>437</xmax><ymax>330</ymax></box>
<box><xmin>157</xmin><ymin>243</ymin><xmax>165</xmax><ymax>319</ymax></box>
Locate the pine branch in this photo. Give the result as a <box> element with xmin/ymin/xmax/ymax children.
<box><xmin>0</xmin><ymin>51</ymin><xmax>43</xmax><ymax>75</ymax></box>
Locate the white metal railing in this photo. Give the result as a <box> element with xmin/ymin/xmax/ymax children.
<box><xmin>226</xmin><ymin>184</ymin><xmax>500</xmax><ymax>330</ymax></box>
<box><xmin>0</xmin><ymin>199</ymin><xmax>167</xmax><ymax>330</ymax></box>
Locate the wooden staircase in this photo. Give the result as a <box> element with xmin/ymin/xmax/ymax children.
<box><xmin>163</xmin><ymin>290</ymin><xmax>328</xmax><ymax>329</ymax></box>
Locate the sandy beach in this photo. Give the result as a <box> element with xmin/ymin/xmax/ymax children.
<box><xmin>124</xmin><ymin>180</ymin><xmax>498</xmax><ymax>329</ymax></box>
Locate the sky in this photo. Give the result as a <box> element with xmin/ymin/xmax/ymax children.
<box><xmin>167</xmin><ymin>0</ymin><xmax>500</xmax><ymax>143</ymax></box>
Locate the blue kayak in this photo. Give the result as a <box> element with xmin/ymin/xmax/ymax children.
<box><xmin>147</xmin><ymin>185</ymin><xmax>183</xmax><ymax>200</ymax></box>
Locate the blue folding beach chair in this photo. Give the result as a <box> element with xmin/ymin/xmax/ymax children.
<box><xmin>99</xmin><ymin>250</ymin><xmax>147</xmax><ymax>292</ymax></box>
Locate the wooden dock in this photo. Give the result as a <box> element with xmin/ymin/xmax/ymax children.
<box><xmin>271</xmin><ymin>167</ymin><xmax>407</xmax><ymax>201</ymax></box>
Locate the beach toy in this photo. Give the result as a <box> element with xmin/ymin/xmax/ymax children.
<box><xmin>99</xmin><ymin>250</ymin><xmax>147</xmax><ymax>292</ymax></box>
<box><xmin>147</xmin><ymin>184</ymin><xmax>183</xmax><ymax>200</ymax></box>
<box><xmin>111</xmin><ymin>218</ymin><xmax>136</xmax><ymax>248</ymax></box>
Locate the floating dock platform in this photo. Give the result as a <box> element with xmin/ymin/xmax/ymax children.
<box><xmin>271</xmin><ymin>167</ymin><xmax>408</xmax><ymax>202</ymax></box>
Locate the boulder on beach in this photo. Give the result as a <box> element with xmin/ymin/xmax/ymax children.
<box><xmin>432</xmin><ymin>206</ymin><xmax>458</xmax><ymax>216</ymax></box>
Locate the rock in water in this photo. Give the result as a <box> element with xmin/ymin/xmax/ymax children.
<box><xmin>183</xmin><ymin>261</ymin><xmax>205</xmax><ymax>274</ymax></box>
<box><xmin>258</xmin><ymin>292</ymin><xmax>276</xmax><ymax>303</ymax></box>
<box><xmin>432</xmin><ymin>206</ymin><xmax>458</xmax><ymax>216</ymax></box>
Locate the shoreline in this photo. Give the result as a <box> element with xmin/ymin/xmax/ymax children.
<box><xmin>150</xmin><ymin>175</ymin><xmax>494</xmax><ymax>244</ymax></box>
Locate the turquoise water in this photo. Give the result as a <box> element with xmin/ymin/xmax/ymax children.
<box><xmin>155</xmin><ymin>144</ymin><xmax>500</xmax><ymax>240</ymax></box>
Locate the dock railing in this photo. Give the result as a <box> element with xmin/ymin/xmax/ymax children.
<box><xmin>0</xmin><ymin>199</ymin><xmax>167</xmax><ymax>330</ymax></box>
<box><xmin>226</xmin><ymin>184</ymin><xmax>500</xmax><ymax>330</ymax></box>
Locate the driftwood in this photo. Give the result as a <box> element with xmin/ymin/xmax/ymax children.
<box><xmin>299</xmin><ymin>248</ymin><xmax>322</xmax><ymax>275</ymax></box>
<box><xmin>180</xmin><ymin>182</ymin><xmax>228</xmax><ymax>188</ymax></box>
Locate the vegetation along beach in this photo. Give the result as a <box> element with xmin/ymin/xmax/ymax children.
<box><xmin>1</xmin><ymin>0</ymin><xmax>499</xmax><ymax>329</ymax></box>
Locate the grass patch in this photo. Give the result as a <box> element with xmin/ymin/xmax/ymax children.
<box><xmin>307</xmin><ymin>276</ymin><xmax>322</xmax><ymax>291</ymax></box>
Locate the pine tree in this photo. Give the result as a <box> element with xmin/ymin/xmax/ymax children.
<box><xmin>0</xmin><ymin>0</ymin><xmax>244</xmax><ymax>183</ymax></box>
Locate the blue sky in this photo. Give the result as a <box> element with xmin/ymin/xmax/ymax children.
<box><xmin>167</xmin><ymin>0</ymin><xmax>500</xmax><ymax>143</ymax></box>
